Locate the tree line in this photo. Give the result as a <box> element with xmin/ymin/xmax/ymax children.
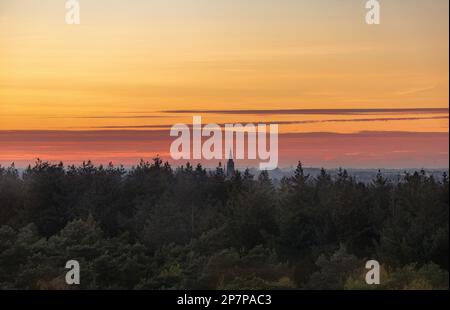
<box><xmin>0</xmin><ymin>158</ymin><xmax>448</xmax><ymax>289</ymax></box>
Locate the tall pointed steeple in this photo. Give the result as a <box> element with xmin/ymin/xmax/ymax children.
<box><xmin>226</xmin><ymin>150</ymin><xmax>235</xmax><ymax>177</ymax></box>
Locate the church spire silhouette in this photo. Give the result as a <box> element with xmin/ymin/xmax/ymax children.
<box><xmin>226</xmin><ymin>150</ymin><xmax>235</xmax><ymax>177</ymax></box>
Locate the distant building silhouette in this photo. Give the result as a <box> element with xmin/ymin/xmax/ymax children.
<box><xmin>226</xmin><ymin>151</ymin><xmax>235</xmax><ymax>177</ymax></box>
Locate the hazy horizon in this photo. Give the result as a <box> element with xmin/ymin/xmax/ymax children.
<box><xmin>1</xmin><ymin>0</ymin><xmax>448</xmax><ymax>168</ymax></box>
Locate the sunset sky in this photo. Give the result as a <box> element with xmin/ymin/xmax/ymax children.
<box><xmin>0</xmin><ymin>0</ymin><xmax>448</xmax><ymax>168</ymax></box>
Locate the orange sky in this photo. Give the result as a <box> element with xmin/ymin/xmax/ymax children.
<box><xmin>0</xmin><ymin>0</ymin><xmax>448</xmax><ymax>168</ymax></box>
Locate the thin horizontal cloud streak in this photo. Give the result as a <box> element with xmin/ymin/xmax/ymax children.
<box><xmin>90</xmin><ymin>115</ymin><xmax>449</xmax><ymax>129</ymax></box>
<box><xmin>47</xmin><ymin>115</ymin><xmax>167</xmax><ymax>120</ymax></box>
<box><xmin>396</xmin><ymin>86</ymin><xmax>436</xmax><ymax>96</ymax></box>
<box><xmin>161</xmin><ymin>108</ymin><xmax>449</xmax><ymax>116</ymax></box>
<box><xmin>0</xmin><ymin>130</ymin><xmax>170</xmax><ymax>143</ymax></box>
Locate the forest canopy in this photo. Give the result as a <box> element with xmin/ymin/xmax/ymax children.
<box><xmin>0</xmin><ymin>159</ymin><xmax>448</xmax><ymax>290</ymax></box>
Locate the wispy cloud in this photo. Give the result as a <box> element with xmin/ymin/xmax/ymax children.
<box><xmin>396</xmin><ymin>86</ymin><xmax>436</xmax><ymax>96</ymax></box>
<box><xmin>90</xmin><ymin>115</ymin><xmax>449</xmax><ymax>129</ymax></box>
<box><xmin>46</xmin><ymin>115</ymin><xmax>166</xmax><ymax>120</ymax></box>
<box><xmin>161</xmin><ymin>108</ymin><xmax>449</xmax><ymax>115</ymax></box>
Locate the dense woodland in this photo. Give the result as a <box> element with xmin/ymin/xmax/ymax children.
<box><xmin>0</xmin><ymin>158</ymin><xmax>448</xmax><ymax>290</ymax></box>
